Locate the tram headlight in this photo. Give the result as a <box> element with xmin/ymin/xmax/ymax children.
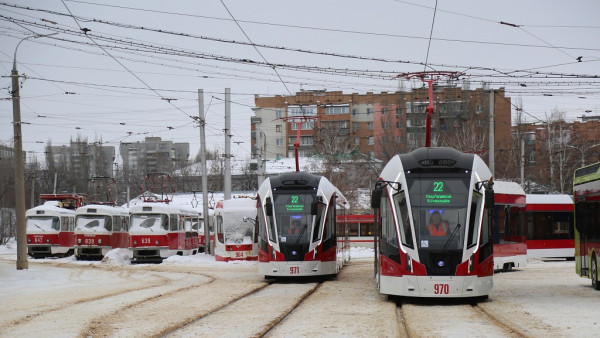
<box><xmin>27</xmin><ymin>238</ymin><xmax>31</xmax><ymax>243</ymax></box>
<box><xmin>77</xmin><ymin>238</ymin><xmax>82</xmax><ymax>244</ymax></box>
<box><xmin>46</xmin><ymin>239</ymin><xmax>50</xmax><ymax>243</ymax></box>
<box><xmin>437</xmin><ymin>260</ymin><xmax>445</xmax><ymax>268</ymax></box>
<box><xmin>98</xmin><ymin>239</ymin><xmax>102</xmax><ymax>245</ymax></box>
<box><xmin>133</xmin><ymin>240</ymin><xmax>138</xmax><ymax>245</ymax></box>
<box><xmin>468</xmin><ymin>255</ymin><xmax>474</xmax><ymax>273</ymax></box>
<box><xmin>155</xmin><ymin>240</ymin><xmax>159</xmax><ymax>245</ymax></box>
<box><xmin>406</xmin><ymin>254</ymin><xmax>412</xmax><ymax>272</ymax></box>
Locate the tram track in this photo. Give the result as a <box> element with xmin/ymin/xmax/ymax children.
<box><xmin>399</xmin><ymin>299</ymin><xmax>529</xmax><ymax>337</ymax></box>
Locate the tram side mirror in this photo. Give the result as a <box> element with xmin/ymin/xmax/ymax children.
<box><xmin>371</xmin><ymin>189</ymin><xmax>382</xmax><ymax>208</ymax></box>
<box><xmin>485</xmin><ymin>189</ymin><xmax>495</xmax><ymax>209</ymax></box>
<box><xmin>265</xmin><ymin>198</ymin><xmax>273</xmax><ymax>216</ymax></box>
<box><xmin>311</xmin><ymin>196</ymin><xmax>323</xmax><ymax>215</ymax></box>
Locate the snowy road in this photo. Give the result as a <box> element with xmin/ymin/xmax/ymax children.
<box><xmin>1</xmin><ymin>249</ymin><xmax>599</xmax><ymax>337</ymax></box>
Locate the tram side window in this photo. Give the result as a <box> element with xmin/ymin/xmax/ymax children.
<box><xmin>257</xmin><ymin>199</ymin><xmax>269</xmax><ymax>251</ymax></box>
<box><xmin>394</xmin><ymin>192</ymin><xmax>413</xmax><ymax>248</ymax></box>
<box><xmin>467</xmin><ymin>192</ymin><xmax>483</xmax><ymax>248</ymax></box>
<box><xmin>312</xmin><ymin>202</ymin><xmax>325</xmax><ymax>242</ymax></box>
<box><xmin>122</xmin><ymin>216</ymin><xmax>129</xmax><ymax>232</ymax></box>
<box><xmin>381</xmin><ymin>190</ymin><xmax>401</xmax><ymax>264</ymax></box>
<box><xmin>479</xmin><ymin>207</ymin><xmax>493</xmax><ymax>263</ymax></box>
<box><xmin>266</xmin><ymin>198</ymin><xmax>277</xmax><ymax>242</ymax></box>
<box><xmin>169</xmin><ymin>215</ymin><xmax>178</xmax><ymax>231</ymax></box>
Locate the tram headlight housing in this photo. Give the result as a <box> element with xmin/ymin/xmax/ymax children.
<box><xmin>155</xmin><ymin>240</ymin><xmax>159</xmax><ymax>245</ymax></box>
<box><xmin>133</xmin><ymin>240</ymin><xmax>138</xmax><ymax>245</ymax></box>
<box><xmin>406</xmin><ymin>254</ymin><xmax>413</xmax><ymax>272</ymax></box>
<box><xmin>468</xmin><ymin>255</ymin><xmax>474</xmax><ymax>273</ymax></box>
<box><xmin>77</xmin><ymin>238</ymin><xmax>82</xmax><ymax>244</ymax></box>
<box><xmin>46</xmin><ymin>238</ymin><xmax>50</xmax><ymax>243</ymax></box>
<box><xmin>98</xmin><ymin>239</ymin><xmax>102</xmax><ymax>245</ymax></box>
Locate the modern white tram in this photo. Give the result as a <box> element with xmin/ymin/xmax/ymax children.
<box><xmin>213</xmin><ymin>197</ymin><xmax>258</xmax><ymax>262</ymax></box>
<box><xmin>129</xmin><ymin>203</ymin><xmax>202</xmax><ymax>263</ymax></box>
<box><xmin>257</xmin><ymin>171</ymin><xmax>350</xmax><ymax>278</ymax></box>
<box><xmin>371</xmin><ymin>147</ymin><xmax>495</xmax><ymax>298</ymax></box>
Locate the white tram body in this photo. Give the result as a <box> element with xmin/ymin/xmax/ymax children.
<box><xmin>74</xmin><ymin>204</ymin><xmax>130</xmax><ymax>260</ymax></box>
<box><xmin>213</xmin><ymin>197</ymin><xmax>258</xmax><ymax>262</ymax></box>
<box><xmin>257</xmin><ymin>172</ymin><xmax>349</xmax><ymax>277</ymax></box>
<box><xmin>26</xmin><ymin>201</ymin><xmax>76</xmax><ymax>257</ymax></box>
<box><xmin>129</xmin><ymin>203</ymin><xmax>202</xmax><ymax>263</ymax></box>
<box><xmin>372</xmin><ymin>147</ymin><xmax>494</xmax><ymax>298</ymax></box>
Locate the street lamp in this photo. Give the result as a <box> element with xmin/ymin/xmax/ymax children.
<box><xmin>566</xmin><ymin>143</ymin><xmax>600</xmax><ymax>167</ymax></box>
<box><xmin>12</xmin><ymin>33</ymin><xmax>57</xmax><ymax>270</ymax></box>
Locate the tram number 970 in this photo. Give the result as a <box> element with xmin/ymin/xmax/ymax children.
<box><xmin>433</xmin><ymin>283</ymin><xmax>450</xmax><ymax>295</ymax></box>
<box><xmin>290</xmin><ymin>266</ymin><xmax>300</xmax><ymax>274</ymax></box>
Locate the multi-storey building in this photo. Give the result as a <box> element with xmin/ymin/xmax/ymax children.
<box><xmin>119</xmin><ymin>137</ymin><xmax>189</xmax><ymax>176</ymax></box>
<box><xmin>46</xmin><ymin>140</ymin><xmax>115</xmax><ymax>178</ymax></box>
<box><xmin>252</xmin><ymin>87</ymin><xmax>513</xmax><ymax>176</ymax></box>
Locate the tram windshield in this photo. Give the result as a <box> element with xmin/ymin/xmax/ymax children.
<box><xmin>130</xmin><ymin>213</ymin><xmax>169</xmax><ymax>231</ymax></box>
<box><xmin>273</xmin><ymin>192</ymin><xmax>321</xmax><ymax>245</ymax></box>
<box><xmin>75</xmin><ymin>215</ymin><xmax>112</xmax><ymax>232</ymax></box>
<box><xmin>26</xmin><ymin>216</ymin><xmax>60</xmax><ymax>232</ymax></box>
<box><xmin>406</xmin><ymin>176</ymin><xmax>470</xmax><ymax>251</ymax></box>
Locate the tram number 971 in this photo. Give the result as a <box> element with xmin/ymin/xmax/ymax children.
<box><xmin>434</xmin><ymin>283</ymin><xmax>450</xmax><ymax>295</ymax></box>
<box><xmin>290</xmin><ymin>266</ymin><xmax>300</xmax><ymax>274</ymax></box>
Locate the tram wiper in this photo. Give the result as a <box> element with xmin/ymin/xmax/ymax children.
<box><xmin>33</xmin><ymin>223</ymin><xmax>44</xmax><ymax>231</ymax></box>
<box><xmin>442</xmin><ymin>223</ymin><xmax>461</xmax><ymax>251</ymax></box>
<box><xmin>294</xmin><ymin>225</ymin><xmax>307</xmax><ymax>245</ymax></box>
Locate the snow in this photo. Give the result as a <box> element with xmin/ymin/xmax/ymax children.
<box><xmin>1</xmin><ymin>239</ymin><xmax>599</xmax><ymax>336</ymax></box>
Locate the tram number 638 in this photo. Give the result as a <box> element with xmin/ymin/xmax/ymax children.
<box><xmin>290</xmin><ymin>266</ymin><xmax>300</xmax><ymax>274</ymax></box>
<box><xmin>434</xmin><ymin>283</ymin><xmax>450</xmax><ymax>295</ymax></box>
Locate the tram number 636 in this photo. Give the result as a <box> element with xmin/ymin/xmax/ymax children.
<box><xmin>434</xmin><ymin>283</ymin><xmax>450</xmax><ymax>295</ymax></box>
<box><xmin>290</xmin><ymin>266</ymin><xmax>300</xmax><ymax>274</ymax></box>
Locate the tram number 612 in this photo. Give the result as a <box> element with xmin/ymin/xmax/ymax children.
<box><xmin>290</xmin><ymin>266</ymin><xmax>300</xmax><ymax>274</ymax></box>
<box><xmin>434</xmin><ymin>283</ymin><xmax>450</xmax><ymax>295</ymax></box>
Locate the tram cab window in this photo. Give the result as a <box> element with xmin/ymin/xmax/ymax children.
<box><xmin>170</xmin><ymin>215</ymin><xmax>179</xmax><ymax>231</ymax></box>
<box><xmin>104</xmin><ymin>216</ymin><xmax>113</xmax><ymax>232</ymax></box>
<box><xmin>60</xmin><ymin>216</ymin><xmax>69</xmax><ymax>231</ymax></box>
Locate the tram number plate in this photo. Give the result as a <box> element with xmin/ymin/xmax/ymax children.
<box><xmin>141</xmin><ymin>238</ymin><xmax>151</xmax><ymax>245</ymax></box>
<box><xmin>290</xmin><ymin>266</ymin><xmax>300</xmax><ymax>274</ymax></box>
<box><xmin>434</xmin><ymin>283</ymin><xmax>450</xmax><ymax>295</ymax></box>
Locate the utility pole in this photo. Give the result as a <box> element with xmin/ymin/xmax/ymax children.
<box><xmin>257</xmin><ymin>129</ymin><xmax>266</xmax><ymax>187</ymax></box>
<box><xmin>224</xmin><ymin>88</ymin><xmax>232</xmax><ymax>200</ymax></box>
<box><xmin>198</xmin><ymin>89</ymin><xmax>210</xmax><ymax>254</ymax></box>
<box><xmin>11</xmin><ymin>34</ymin><xmax>57</xmax><ymax>270</ymax></box>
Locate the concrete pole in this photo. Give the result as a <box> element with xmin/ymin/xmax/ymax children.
<box><xmin>198</xmin><ymin>90</ymin><xmax>210</xmax><ymax>254</ymax></box>
<box><xmin>488</xmin><ymin>89</ymin><xmax>495</xmax><ymax>176</ymax></box>
<box><xmin>12</xmin><ymin>64</ymin><xmax>27</xmax><ymax>270</ymax></box>
<box><xmin>257</xmin><ymin>129</ymin><xmax>266</xmax><ymax>187</ymax></box>
<box><xmin>224</xmin><ymin>88</ymin><xmax>231</xmax><ymax>200</ymax></box>
<box><xmin>520</xmin><ymin>138</ymin><xmax>525</xmax><ymax>187</ymax></box>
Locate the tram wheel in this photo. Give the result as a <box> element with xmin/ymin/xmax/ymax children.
<box><xmin>592</xmin><ymin>256</ymin><xmax>600</xmax><ymax>290</ymax></box>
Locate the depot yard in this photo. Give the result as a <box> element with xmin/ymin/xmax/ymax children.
<box><xmin>0</xmin><ymin>251</ymin><xmax>598</xmax><ymax>337</ymax></box>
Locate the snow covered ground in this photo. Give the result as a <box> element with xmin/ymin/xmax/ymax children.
<box><xmin>1</xmin><ymin>240</ymin><xmax>599</xmax><ymax>337</ymax></box>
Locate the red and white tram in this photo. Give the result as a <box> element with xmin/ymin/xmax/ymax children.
<box><xmin>524</xmin><ymin>194</ymin><xmax>574</xmax><ymax>259</ymax></box>
<box><xmin>74</xmin><ymin>204</ymin><xmax>129</xmax><ymax>260</ymax></box>
<box><xmin>493</xmin><ymin>181</ymin><xmax>527</xmax><ymax>271</ymax></box>
<box><xmin>257</xmin><ymin>172</ymin><xmax>349</xmax><ymax>278</ymax></box>
<box><xmin>129</xmin><ymin>203</ymin><xmax>202</xmax><ymax>263</ymax></box>
<box><xmin>26</xmin><ymin>194</ymin><xmax>85</xmax><ymax>258</ymax></box>
<box><xmin>213</xmin><ymin>197</ymin><xmax>258</xmax><ymax>262</ymax></box>
<box><xmin>372</xmin><ymin>147</ymin><xmax>494</xmax><ymax>298</ymax></box>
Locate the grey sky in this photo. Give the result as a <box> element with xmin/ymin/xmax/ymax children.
<box><xmin>1</xmin><ymin>0</ymin><xmax>599</xmax><ymax>164</ymax></box>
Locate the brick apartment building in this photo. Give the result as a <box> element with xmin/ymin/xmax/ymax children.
<box><xmin>251</xmin><ymin>86</ymin><xmax>514</xmax><ymax>178</ymax></box>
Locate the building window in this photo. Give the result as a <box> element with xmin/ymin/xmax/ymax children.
<box><xmin>368</xmin><ymin>136</ymin><xmax>374</xmax><ymax>145</ymax></box>
<box><xmin>301</xmin><ymin>136</ymin><xmax>313</xmax><ymax>145</ymax></box>
<box><xmin>276</xmin><ymin>110</ymin><xmax>283</xmax><ymax>118</ymax></box>
<box><xmin>367</xmin><ymin>122</ymin><xmax>374</xmax><ymax>130</ymax></box>
<box><xmin>276</xmin><ymin>138</ymin><xmax>283</xmax><ymax>146</ymax></box>
<box><xmin>397</xmin><ymin>136</ymin><xmax>403</xmax><ymax>143</ymax></box>
<box><xmin>396</xmin><ymin>122</ymin><xmax>403</xmax><ymax>129</ymax></box>
<box><xmin>396</xmin><ymin>107</ymin><xmax>403</xmax><ymax>117</ymax></box>
<box><xmin>289</xmin><ymin>106</ymin><xmax>316</xmax><ymax>116</ymax></box>
<box><xmin>352</xmin><ymin>108</ymin><xmax>358</xmax><ymax>115</ymax></box>
<box><xmin>291</xmin><ymin>121</ymin><xmax>314</xmax><ymax>130</ymax></box>
<box><xmin>276</xmin><ymin>125</ymin><xmax>282</xmax><ymax>133</ymax></box>
<box><xmin>381</xmin><ymin>108</ymin><xmax>387</xmax><ymax>115</ymax></box>
<box><xmin>353</xmin><ymin>122</ymin><xmax>359</xmax><ymax>131</ymax></box>
<box><xmin>354</xmin><ymin>137</ymin><xmax>360</xmax><ymax>145</ymax></box>
<box><xmin>382</xmin><ymin>122</ymin><xmax>389</xmax><ymax>129</ymax></box>
<box><xmin>325</xmin><ymin>106</ymin><xmax>349</xmax><ymax>115</ymax></box>
<box><xmin>367</xmin><ymin>108</ymin><xmax>373</xmax><ymax>115</ymax></box>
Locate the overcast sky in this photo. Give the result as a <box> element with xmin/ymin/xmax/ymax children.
<box><xmin>1</xmin><ymin>0</ymin><xmax>599</xmax><ymax>164</ymax></box>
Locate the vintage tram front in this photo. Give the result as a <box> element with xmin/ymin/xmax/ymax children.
<box><xmin>372</xmin><ymin>147</ymin><xmax>494</xmax><ymax>298</ymax></box>
<box><xmin>257</xmin><ymin>172</ymin><xmax>349</xmax><ymax>278</ymax></box>
<box><xmin>74</xmin><ymin>204</ymin><xmax>129</xmax><ymax>260</ymax></box>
